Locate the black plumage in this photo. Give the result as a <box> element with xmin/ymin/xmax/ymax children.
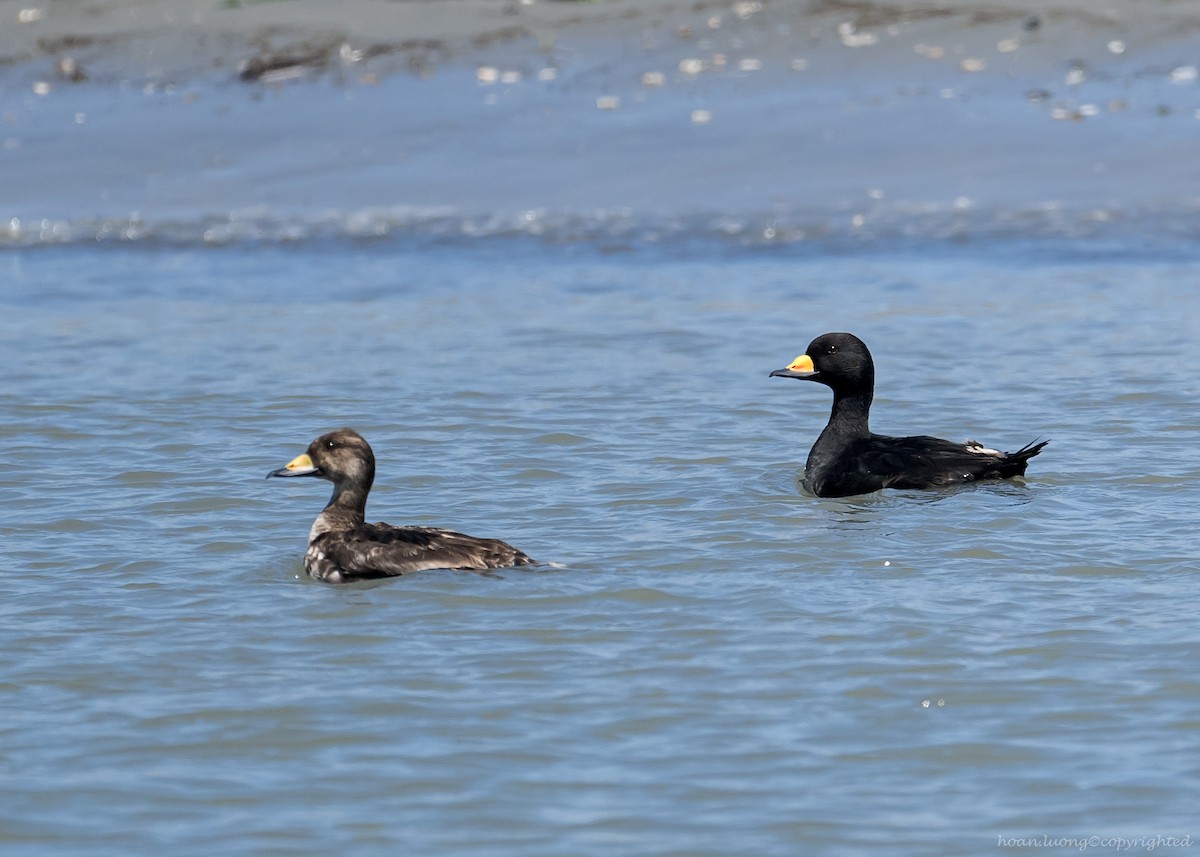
<box><xmin>268</xmin><ymin>428</ymin><xmax>535</xmax><ymax>583</ymax></box>
<box><xmin>770</xmin><ymin>332</ymin><xmax>1048</xmax><ymax>498</ymax></box>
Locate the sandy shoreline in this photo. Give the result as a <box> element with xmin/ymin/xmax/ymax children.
<box><xmin>10</xmin><ymin>0</ymin><xmax>700</xmax><ymax>86</ymax></box>
<box><xmin>5</xmin><ymin>0</ymin><xmax>1200</xmax><ymax>88</ymax></box>
<box><xmin>3</xmin><ymin>0</ymin><xmax>1200</xmax><ymax>232</ymax></box>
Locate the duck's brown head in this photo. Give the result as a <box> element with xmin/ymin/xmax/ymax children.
<box><xmin>267</xmin><ymin>427</ymin><xmax>376</xmax><ymax>489</ymax></box>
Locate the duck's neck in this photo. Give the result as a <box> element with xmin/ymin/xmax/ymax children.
<box><xmin>310</xmin><ymin>480</ymin><xmax>368</xmax><ymax>542</ymax></box>
<box><xmin>826</xmin><ymin>388</ymin><xmax>873</xmax><ymax>439</ymax></box>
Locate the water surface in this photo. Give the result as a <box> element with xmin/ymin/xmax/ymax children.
<box><xmin>2</xmin><ymin>237</ymin><xmax>1198</xmax><ymax>855</ymax></box>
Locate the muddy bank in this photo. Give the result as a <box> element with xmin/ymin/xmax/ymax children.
<box><xmin>3</xmin><ymin>0</ymin><xmax>1200</xmax><ymax>234</ymax></box>
<box><xmin>4</xmin><ymin>0</ymin><xmax>1200</xmax><ymax>88</ymax></box>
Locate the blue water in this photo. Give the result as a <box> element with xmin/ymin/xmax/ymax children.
<box><xmin>2</xmin><ymin>237</ymin><xmax>1198</xmax><ymax>855</ymax></box>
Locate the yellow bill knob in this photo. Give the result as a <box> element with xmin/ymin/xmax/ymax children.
<box><xmin>787</xmin><ymin>354</ymin><xmax>815</xmax><ymax>373</ymax></box>
<box><xmin>286</xmin><ymin>453</ymin><xmax>314</xmax><ymax>471</ymax></box>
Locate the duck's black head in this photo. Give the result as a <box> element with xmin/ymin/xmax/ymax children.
<box><xmin>770</xmin><ymin>331</ymin><xmax>875</xmax><ymax>396</ymax></box>
<box><xmin>267</xmin><ymin>427</ymin><xmax>376</xmax><ymax>489</ymax></box>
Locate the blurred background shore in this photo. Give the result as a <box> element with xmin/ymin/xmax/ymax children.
<box><xmin>3</xmin><ymin>0</ymin><xmax>1199</xmax><ymax>240</ymax></box>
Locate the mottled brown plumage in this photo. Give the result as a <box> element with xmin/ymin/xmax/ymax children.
<box><xmin>268</xmin><ymin>428</ymin><xmax>535</xmax><ymax>583</ymax></box>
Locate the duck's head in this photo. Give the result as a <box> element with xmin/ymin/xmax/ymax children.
<box><xmin>267</xmin><ymin>427</ymin><xmax>376</xmax><ymax>487</ymax></box>
<box><xmin>769</xmin><ymin>331</ymin><xmax>875</xmax><ymax>394</ymax></box>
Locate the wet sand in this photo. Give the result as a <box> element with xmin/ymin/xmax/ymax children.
<box><xmin>3</xmin><ymin>0</ymin><xmax>1200</xmax><ymax>231</ymax></box>
<box><xmin>4</xmin><ymin>0</ymin><xmax>1200</xmax><ymax>88</ymax></box>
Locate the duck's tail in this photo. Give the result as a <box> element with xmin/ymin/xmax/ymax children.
<box><xmin>1003</xmin><ymin>438</ymin><xmax>1049</xmax><ymax>477</ymax></box>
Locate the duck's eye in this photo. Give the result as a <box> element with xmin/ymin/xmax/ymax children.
<box><xmin>827</xmin><ymin>344</ymin><xmax>838</xmax><ymax>354</ymax></box>
<box><xmin>326</xmin><ymin>440</ymin><xmax>336</xmax><ymax>449</ymax></box>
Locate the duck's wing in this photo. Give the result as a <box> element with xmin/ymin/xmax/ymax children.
<box><xmin>865</xmin><ymin>435</ymin><xmax>1048</xmax><ymax>490</ymax></box>
<box><xmin>318</xmin><ymin>524</ymin><xmax>534</xmax><ymax>579</ymax></box>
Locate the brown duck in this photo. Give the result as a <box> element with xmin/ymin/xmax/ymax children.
<box><xmin>268</xmin><ymin>428</ymin><xmax>535</xmax><ymax>583</ymax></box>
